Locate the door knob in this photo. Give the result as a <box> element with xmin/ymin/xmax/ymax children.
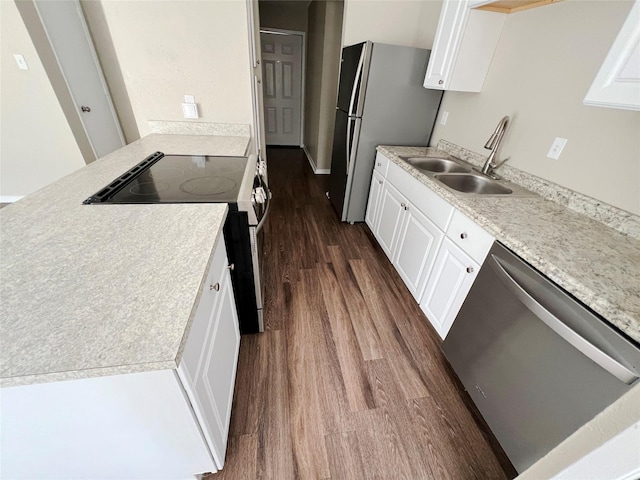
<box><xmin>81</xmin><ymin>106</ymin><xmax>91</xmax><ymax>112</ymax></box>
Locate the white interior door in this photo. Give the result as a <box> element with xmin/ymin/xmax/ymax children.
<box><xmin>260</xmin><ymin>31</ymin><xmax>303</xmax><ymax>146</ymax></box>
<box><xmin>34</xmin><ymin>0</ymin><xmax>125</xmax><ymax>159</ymax></box>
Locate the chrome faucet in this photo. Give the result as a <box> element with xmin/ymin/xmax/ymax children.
<box><xmin>481</xmin><ymin>115</ymin><xmax>510</xmax><ymax>176</ymax></box>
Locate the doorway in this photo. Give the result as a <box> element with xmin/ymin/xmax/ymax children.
<box><xmin>260</xmin><ymin>29</ymin><xmax>304</xmax><ymax>146</ymax></box>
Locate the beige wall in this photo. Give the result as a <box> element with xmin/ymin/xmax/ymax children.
<box><xmin>430</xmin><ymin>0</ymin><xmax>640</xmax><ymax>215</ymax></box>
<box><xmin>304</xmin><ymin>0</ymin><xmax>344</xmax><ymax>171</ymax></box>
<box><xmin>259</xmin><ymin>0</ymin><xmax>309</xmax><ymax>32</ymax></box>
<box><xmin>0</xmin><ymin>0</ymin><xmax>85</xmax><ymax>199</ymax></box>
<box><xmin>342</xmin><ymin>0</ymin><xmax>442</xmax><ymax>48</ymax></box>
<box><xmin>83</xmin><ymin>0</ymin><xmax>254</xmax><ymax>140</ymax></box>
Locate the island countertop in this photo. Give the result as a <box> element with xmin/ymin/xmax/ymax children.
<box><xmin>0</xmin><ymin>134</ymin><xmax>249</xmax><ymax>387</ymax></box>
<box><xmin>377</xmin><ymin>145</ymin><xmax>640</xmax><ymax>345</ymax></box>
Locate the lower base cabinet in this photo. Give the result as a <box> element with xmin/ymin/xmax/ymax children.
<box><xmin>365</xmin><ymin>152</ymin><xmax>494</xmax><ymax>340</ymax></box>
<box><xmin>419</xmin><ymin>237</ymin><xmax>480</xmax><ymax>339</ymax></box>
<box><xmin>1</xmin><ymin>239</ymin><xmax>240</xmax><ymax>479</ymax></box>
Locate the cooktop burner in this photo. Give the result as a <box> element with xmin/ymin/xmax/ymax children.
<box><xmin>84</xmin><ymin>153</ymin><xmax>248</xmax><ymax>204</ymax></box>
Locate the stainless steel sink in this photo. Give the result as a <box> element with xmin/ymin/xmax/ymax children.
<box><xmin>397</xmin><ymin>154</ymin><xmax>536</xmax><ymax>197</ymax></box>
<box><xmin>403</xmin><ymin>157</ymin><xmax>471</xmax><ymax>174</ymax></box>
<box><xmin>435</xmin><ymin>173</ymin><xmax>513</xmax><ymax>195</ymax></box>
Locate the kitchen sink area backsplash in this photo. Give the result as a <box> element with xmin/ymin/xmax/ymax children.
<box><xmin>436</xmin><ymin>139</ymin><xmax>640</xmax><ymax>240</ymax></box>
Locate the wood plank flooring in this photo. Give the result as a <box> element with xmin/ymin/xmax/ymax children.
<box><xmin>211</xmin><ymin>147</ymin><xmax>516</xmax><ymax>479</ymax></box>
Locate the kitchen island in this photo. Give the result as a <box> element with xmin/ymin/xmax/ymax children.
<box><xmin>1</xmin><ymin>133</ymin><xmax>248</xmax><ymax>387</ymax></box>
<box><xmin>1</xmin><ymin>133</ymin><xmax>249</xmax><ymax>479</ymax></box>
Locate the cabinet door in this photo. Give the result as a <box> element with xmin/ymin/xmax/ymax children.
<box><xmin>393</xmin><ymin>203</ymin><xmax>444</xmax><ymax>301</ymax></box>
<box><xmin>365</xmin><ymin>170</ymin><xmax>385</xmax><ymax>231</ymax></box>
<box><xmin>374</xmin><ymin>181</ymin><xmax>406</xmax><ymax>260</ymax></box>
<box><xmin>423</xmin><ymin>0</ymin><xmax>469</xmax><ymax>89</ymax></box>
<box><xmin>178</xmin><ymin>242</ymin><xmax>241</xmax><ymax>470</ymax></box>
<box><xmin>419</xmin><ymin>238</ymin><xmax>479</xmax><ymax>339</ymax></box>
<box><xmin>192</xmin><ymin>270</ymin><xmax>240</xmax><ymax>470</ymax></box>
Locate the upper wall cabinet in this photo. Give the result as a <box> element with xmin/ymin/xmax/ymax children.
<box><xmin>584</xmin><ymin>0</ymin><xmax>640</xmax><ymax>111</ymax></box>
<box><xmin>424</xmin><ymin>0</ymin><xmax>507</xmax><ymax>92</ymax></box>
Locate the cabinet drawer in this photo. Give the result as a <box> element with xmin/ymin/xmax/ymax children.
<box><xmin>446</xmin><ymin>210</ymin><xmax>494</xmax><ymax>264</ymax></box>
<box><xmin>387</xmin><ymin>160</ymin><xmax>454</xmax><ymax>231</ymax></box>
<box><xmin>374</xmin><ymin>152</ymin><xmax>390</xmax><ymax>177</ymax></box>
<box><xmin>180</xmin><ymin>236</ymin><xmax>229</xmax><ymax>382</ymax></box>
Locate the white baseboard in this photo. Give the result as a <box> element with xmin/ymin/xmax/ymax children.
<box><xmin>302</xmin><ymin>147</ymin><xmax>331</xmax><ymax>175</ymax></box>
<box><xmin>0</xmin><ymin>196</ymin><xmax>24</xmax><ymax>203</ymax></box>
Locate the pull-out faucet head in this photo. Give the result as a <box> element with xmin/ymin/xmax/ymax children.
<box><xmin>481</xmin><ymin>115</ymin><xmax>510</xmax><ymax>176</ymax></box>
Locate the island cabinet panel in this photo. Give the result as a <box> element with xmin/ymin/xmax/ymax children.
<box><xmin>0</xmin><ymin>370</ymin><xmax>215</xmax><ymax>479</ymax></box>
<box><xmin>178</xmin><ymin>252</ymin><xmax>240</xmax><ymax>471</ymax></box>
<box><xmin>1</xmin><ymin>238</ymin><xmax>240</xmax><ymax>479</ymax></box>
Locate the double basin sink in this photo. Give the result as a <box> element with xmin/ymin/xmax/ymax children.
<box><xmin>399</xmin><ymin>156</ymin><xmax>534</xmax><ymax>197</ymax></box>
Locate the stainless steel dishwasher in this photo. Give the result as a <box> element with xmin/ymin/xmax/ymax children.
<box><xmin>442</xmin><ymin>242</ymin><xmax>640</xmax><ymax>474</ymax></box>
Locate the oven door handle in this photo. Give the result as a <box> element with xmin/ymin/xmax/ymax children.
<box><xmin>256</xmin><ymin>188</ymin><xmax>271</xmax><ymax>233</ymax></box>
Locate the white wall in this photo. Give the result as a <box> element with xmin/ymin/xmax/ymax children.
<box><xmin>83</xmin><ymin>0</ymin><xmax>254</xmax><ymax>140</ymax></box>
<box><xmin>0</xmin><ymin>0</ymin><xmax>85</xmax><ymax>200</ymax></box>
<box><xmin>342</xmin><ymin>0</ymin><xmax>442</xmax><ymax>48</ymax></box>
<box><xmin>430</xmin><ymin>0</ymin><xmax>640</xmax><ymax>215</ymax></box>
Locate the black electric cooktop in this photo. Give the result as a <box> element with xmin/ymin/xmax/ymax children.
<box><xmin>84</xmin><ymin>152</ymin><xmax>248</xmax><ymax>204</ymax></box>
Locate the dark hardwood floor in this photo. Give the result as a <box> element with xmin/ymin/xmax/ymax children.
<box><xmin>212</xmin><ymin>147</ymin><xmax>515</xmax><ymax>479</ymax></box>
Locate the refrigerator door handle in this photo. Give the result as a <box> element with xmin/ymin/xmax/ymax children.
<box><xmin>346</xmin><ymin>117</ymin><xmax>354</xmax><ymax>175</ymax></box>
<box><xmin>489</xmin><ymin>254</ymin><xmax>639</xmax><ymax>385</ymax></box>
<box><xmin>348</xmin><ymin>46</ymin><xmax>366</xmax><ymax>117</ymax></box>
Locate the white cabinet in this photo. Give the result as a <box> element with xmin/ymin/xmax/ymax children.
<box><xmin>393</xmin><ymin>202</ymin><xmax>444</xmax><ymax>301</ymax></box>
<box><xmin>1</xmin><ymin>238</ymin><xmax>240</xmax><ymax>479</ymax></box>
<box><xmin>178</xmin><ymin>237</ymin><xmax>241</xmax><ymax>470</ymax></box>
<box><xmin>419</xmin><ymin>238</ymin><xmax>480</xmax><ymax>339</ymax></box>
<box><xmin>584</xmin><ymin>0</ymin><xmax>640</xmax><ymax>111</ymax></box>
<box><xmin>374</xmin><ymin>180</ymin><xmax>406</xmax><ymax>259</ymax></box>
<box><xmin>365</xmin><ymin>152</ymin><xmax>495</xmax><ymax>339</ymax></box>
<box><xmin>419</xmin><ymin>209</ymin><xmax>494</xmax><ymax>339</ymax></box>
<box><xmin>424</xmin><ymin>0</ymin><xmax>506</xmax><ymax>92</ymax></box>
<box><xmin>367</xmin><ymin>155</ymin><xmax>451</xmax><ymax>301</ymax></box>
<box><xmin>365</xmin><ymin>169</ymin><xmax>385</xmax><ymax>230</ymax></box>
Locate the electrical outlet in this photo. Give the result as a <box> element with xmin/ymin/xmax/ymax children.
<box><xmin>440</xmin><ymin>111</ymin><xmax>449</xmax><ymax>126</ymax></box>
<box><xmin>547</xmin><ymin>137</ymin><xmax>568</xmax><ymax>160</ymax></box>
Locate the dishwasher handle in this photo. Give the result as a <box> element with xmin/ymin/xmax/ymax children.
<box><xmin>489</xmin><ymin>254</ymin><xmax>639</xmax><ymax>385</ymax></box>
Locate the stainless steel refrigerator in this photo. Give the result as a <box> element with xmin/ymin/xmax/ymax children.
<box><xmin>328</xmin><ymin>41</ymin><xmax>443</xmax><ymax>223</ymax></box>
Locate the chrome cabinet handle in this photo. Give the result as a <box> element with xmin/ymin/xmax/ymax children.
<box><xmin>81</xmin><ymin>106</ymin><xmax>91</xmax><ymax>112</ymax></box>
<box><xmin>438</xmin><ymin>80</ymin><xmax>444</xmax><ymax>85</ymax></box>
<box><xmin>228</xmin><ymin>263</ymin><xmax>235</xmax><ymax>271</ymax></box>
<box><xmin>466</xmin><ymin>267</ymin><xmax>474</xmax><ymax>273</ymax></box>
<box><xmin>460</xmin><ymin>232</ymin><xmax>468</xmax><ymax>239</ymax></box>
<box><xmin>210</xmin><ymin>283</ymin><xmax>220</xmax><ymax>291</ymax></box>
<box><xmin>377</xmin><ymin>162</ymin><xmax>382</xmax><ymax>167</ymax></box>
<box><xmin>378</xmin><ymin>180</ymin><xmax>383</xmax><ymax>185</ymax></box>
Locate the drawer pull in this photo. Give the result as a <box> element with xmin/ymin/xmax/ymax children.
<box><xmin>400</xmin><ymin>203</ymin><xmax>406</xmax><ymax>208</ymax></box>
<box><xmin>210</xmin><ymin>283</ymin><xmax>220</xmax><ymax>291</ymax></box>
<box><xmin>460</xmin><ymin>232</ymin><xmax>468</xmax><ymax>239</ymax></box>
<box><xmin>378</xmin><ymin>180</ymin><xmax>383</xmax><ymax>185</ymax></box>
<box><xmin>228</xmin><ymin>263</ymin><xmax>235</xmax><ymax>271</ymax></box>
<box><xmin>466</xmin><ymin>267</ymin><xmax>474</xmax><ymax>274</ymax></box>
<box><xmin>377</xmin><ymin>162</ymin><xmax>382</xmax><ymax>167</ymax></box>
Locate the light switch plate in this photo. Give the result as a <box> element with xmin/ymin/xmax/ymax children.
<box><xmin>182</xmin><ymin>103</ymin><xmax>199</xmax><ymax>119</ymax></box>
<box><xmin>14</xmin><ymin>54</ymin><xmax>28</xmax><ymax>70</ymax></box>
<box><xmin>547</xmin><ymin>137</ymin><xmax>568</xmax><ymax>159</ymax></box>
<box><xmin>440</xmin><ymin>111</ymin><xmax>449</xmax><ymax>126</ymax></box>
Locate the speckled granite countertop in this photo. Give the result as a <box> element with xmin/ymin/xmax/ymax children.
<box><xmin>1</xmin><ymin>134</ymin><xmax>249</xmax><ymax>387</ymax></box>
<box><xmin>377</xmin><ymin>145</ymin><xmax>640</xmax><ymax>344</ymax></box>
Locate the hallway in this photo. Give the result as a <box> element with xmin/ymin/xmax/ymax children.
<box><xmin>214</xmin><ymin>147</ymin><xmax>514</xmax><ymax>479</ymax></box>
